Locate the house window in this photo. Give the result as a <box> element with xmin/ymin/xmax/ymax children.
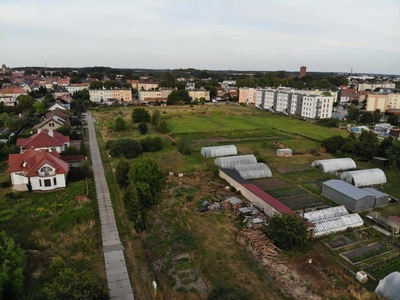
<box><xmin>44</xmin><ymin>179</ymin><xmax>51</xmax><ymax>187</ymax></box>
<box><xmin>39</xmin><ymin>179</ymin><xmax>42</xmax><ymax>187</ymax></box>
<box><xmin>41</xmin><ymin>166</ymin><xmax>52</xmax><ymax>175</ymax></box>
<box><xmin>53</xmin><ymin>178</ymin><xmax>57</xmax><ymax>185</ymax></box>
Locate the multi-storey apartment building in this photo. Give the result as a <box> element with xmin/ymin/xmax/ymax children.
<box><xmin>89</xmin><ymin>88</ymin><xmax>132</xmax><ymax>103</ymax></box>
<box><xmin>301</xmin><ymin>95</ymin><xmax>333</xmax><ymax>119</ymax></box>
<box><xmin>239</xmin><ymin>88</ymin><xmax>257</xmax><ymax>104</ymax></box>
<box><xmin>138</xmin><ymin>89</ymin><xmax>210</xmax><ymax>102</ymax></box>
<box><xmin>188</xmin><ymin>90</ymin><xmax>210</xmax><ymax>101</ymax></box>
<box><xmin>0</xmin><ymin>87</ymin><xmax>28</xmax><ymax>106</ymax></box>
<box><xmin>358</xmin><ymin>83</ymin><xmax>395</xmax><ymax>92</ymax></box>
<box><xmin>65</xmin><ymin>83</ymin><xmax>90</xmax><ymax>94</ymax></box>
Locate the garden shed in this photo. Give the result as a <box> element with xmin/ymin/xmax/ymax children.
<box><xmin>375</xmin><ymin>271</ymin><xmax>400</xmax><ymax>300</ymax></box>
<box><xmin>215</xmin><ymin>155</ymin><xmax>257</xmax><ymax>169</ymax></box>
<box><xmin>363</xmin><ymin>188</ymin><xmax>389</xmax><ymax>207</ymax></box>
<box><xmin>304</xmin><ymin>206</ymin><xmax>363</xmax><ymax>237</ymax></box>
<box><xmin>276</xmin><ymin>148</ymin><xmax>292</xmax><ymax>157</ymax></box>
<box><xmin>311</xmin><ymin>158</ymin><xmax>356</xmax><ymax>173</ymax></box>
<box><xmin>235</xmin><ymin>163</ymin><xmax>272</xmax><ymax>180</ymax></box>
<box><xmin>340</xmin><ymin>168</ymin><xmax>387</xmax><ymax>187</ymax></box>
<box><xmin>201</xmin><ymin>145</ymin><xmax>237</xmax><ymax>158</ymax></box>
<box><xmin>322</xmin><ymin>180</ymin><xmax>375</xmax><ymax>212</ymax></box>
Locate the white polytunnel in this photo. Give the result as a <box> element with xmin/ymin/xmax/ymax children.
<box><xmin>311</xmin><ymin>158</ymin><xmax>356</xmax><ymax>173</ymax></box>
<box><xmin>340</xmin><ymin>168</ymin><xmax>387</xmax><ymax>187</ymax></box>
<box><xmin>215</xmin><ymin>155</ymin><xmax>257</xmax><ymax>169</ymax></box>
<box><xmin>375</xmin><ymin>271</ymin><xmax>400</xmax><ymax>300</ymax></box>
<box><xmin>201</xmin><ymin>145</ymin><xmax>237</xmax><ymax>158</ymax></box>
<box><xmin>235</xmin><ymin>163</ymin><xmax>272</xmax><ymax>180</ymax></box>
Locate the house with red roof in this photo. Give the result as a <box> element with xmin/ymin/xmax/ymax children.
<box><xmin>0</xmin><ymin>86</ymin><xmax>28</xmax><ymax>106</ymax></box>
<box><xmin>7</xmin><ymin>149</ymin><xmax>69</xmax><ymax>192</ymax></box>
<box><xmin>17</xmin><ymin>129</ymin><xmax>70</xmax><ymax>153</ymax></box>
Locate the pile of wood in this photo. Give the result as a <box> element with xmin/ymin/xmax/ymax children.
<box><xmin>238</xmin><ymin>229</ymin><xmax>284</xmax><ymax>265</ymax></box>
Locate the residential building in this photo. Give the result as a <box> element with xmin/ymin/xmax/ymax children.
<box><xmin>239</xmin><ymin>88</ymin><xmax>257</xmax><ymax>104</ymax></box>
<box><xmin>17</xmin><ymin>129</ymin><xmax>70</xmax><ymax>153</ymax></box>
<box><xmin>188</xmin><ymin>90</ymin><xmax>210</xmax><ymax>101</ymax></box>
<box><xmin>7</xmin><ymin>149</ymin><xmax>69</xmax><ymax>192</ymax></box>
<box><xmin>301</xmin><ymin>95</ymin><xmax>333</xmax><ymax>119</ymax></box>
<box><xmin>53</xmin><ymin>85</ymin><xmax>70</xmax><ymax>99</ymax></box>
<box><xmin>48</xmin><ymin>101</ymin><xmax>70</xmax><ymax>111</ymax></box>
<box><xmin>358</xmin><ymin>83</ymin><xmax>395</xmax><ymax>92</ymax></box>
<box><xmin>1</xmin><ymin>64</ymin><xmax>7</xmax><ymax>74</ymax></box>
<box><xmin>128</xmin><ymin>80</ymin><xmax>159</xmax><ymax>91</ymax></box>
<box><xmin>366</xmin><ymin>94</ymin><xmax>388</xmax><ymax>112</ymax></box>
<box><xmin>0</xmin><ymin>87</ymin><xmax>28</xmax><ymax>106</ymax></box>
<box><xmin>65</xmin><ymin>83</ymin><xmax>90</xmax><ymax>94</ymax></box>
<box><xmin>387</xmin><ymin>94</ymin><xmax>400</xmax><ymax>110</ymax></box>
<box><xmin>299</xmin><ymin>66</ymin><xmax>307</xmax><ymax>78</ymax></box>
<box><xmin>138</xmin><ymin>90</ymin><xmax>170</xmax><ymax>102</ymax></box>
<box><xmin>33</xmin><ymin>115</ymin><xmax>70</xmax><ymax>132</ymax></box>
<box><xmin>89</xmin><ymin>89</ymin><xmax>132</xmax><ymax>103</ymax></box>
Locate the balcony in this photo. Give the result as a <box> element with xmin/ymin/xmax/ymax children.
<box><xmin>38</xmin><ymin>170</ymin><xmax>55</xmax><ymax>176</ymax></box>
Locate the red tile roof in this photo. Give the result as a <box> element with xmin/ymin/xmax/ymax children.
<box><xmin>0</xmin><ymin>87</ymin><xmax>28</xmax><ymax>95</ymax></box>
<box><xmin>7</xmin><ymin>149</ymin><xmax>68</xmax><ymax>177</ymax></box>
<box><xmin>17</xmin><ymin>129</ymin><xmax>69</xmax><ymax>150</ymax></box>
<box><xmin>389</xmin><ymin>216</ymin><xmax>400</xmax><ymax>224</ymax></box>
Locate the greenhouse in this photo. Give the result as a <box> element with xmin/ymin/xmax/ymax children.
<box><xmin>375</xmin><ymin>271</ymin><xmax>400</xmax><ymax>300</ymax></box>
<box><xmin>201</xmin><ymin>145</ymin><xmax>237</xmax><ymax>158</ymax></box>
<box><xmin>235</xmin><ymin>163</ymin><xmax>272</xmax><ymax>180</ymax></box>
<box><xmin>215</xmin><ymin>155</ymin><xmax>257</xmax><ymax>169</ymax></box>
<box><xmin>311</xmin><ymin>158</ymin><xmax>356</xmax><ymax>173</ymax></box>
<box><xmin>340</xmin><ymin>168</ymin><xmax>387</xmax><ymax>187</ymax></box>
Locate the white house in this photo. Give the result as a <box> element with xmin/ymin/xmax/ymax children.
<box><xmin>7</xmin><ymin>149</ymin><xmax>69</xmax><ymax>192</ymax></box>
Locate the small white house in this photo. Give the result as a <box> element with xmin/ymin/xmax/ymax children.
<box><xmin>7</xmin><ymin>149</ymin><xmax>69</xmax><ymax>192</ymax></box>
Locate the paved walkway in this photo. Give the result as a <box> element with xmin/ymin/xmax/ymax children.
<box><xmin>87</xmin><ymin>112</ymin><xmax>135</xmax><ymax>300</ymax></box>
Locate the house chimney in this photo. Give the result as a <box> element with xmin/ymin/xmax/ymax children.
<box><xmin>48</xmin><ymin>129</ymin><xmax>54</xmax><ymax>137</ymax></box>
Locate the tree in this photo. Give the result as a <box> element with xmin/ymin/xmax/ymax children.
<box><xmin>151</xmin><ymin>110</ymin><xmax>161</xmax><ymax>126</ymax></box>
<box><xmin>265</xmin><ymin>214</ymin><xmax>309</xmax><ymax>251</ymax></box>
<box><xmin>109</xmin><ymin>138</ymin><xmax>142</xmax><ymax>159</ymax></box>
<box><xmin>387</xmin><ymin>114</ymin><xmax>399</xmax><ymax>126</ymax></box>
<box><xmin>316</xmin><ymin>118</ymin><xmax>339</xmax><ymax>128</ymax></box>
<box><xmin>205</xmin><ymin>85</ymin><xmax>217</xmax><ymax>98</ymax></box>
<box><xmin>378</xmin><ymin>136</ymin><xmax>394</xmax><ymax>157</ymax></box>
<box><xmin>33</xmin><ymin>101</ymin><xmax>46</xmax><ymax>115</ymax></box>
<box><xmin>115</xmin><ymin>157</ymin><xmax>130</xmax><ymax>188</ymax></box>
<box><xmin>138</xmin><ymin>122</ymin><xmax>148</xmax><ymax>135</ymax></box>
<box><xmin>156</xmin><ymin>120</ymin><xmax>169</xmax><ymax>133</ymax></box>
<box><xmin>17</xmin><ymin>95</ymin><xmax>34</xmax><ymax>112</ymax></box>
<box><xmin>55</xmin><ymin>126</ymin><xmax>71</xmax><ymax>136</ymax></box>
<box><xmin>128</xmin><ymin>157</ymin><xmax>164</xmax><ymax>207</ymax></box>
<box><xmin>88</xmin><ymin>81</ymin><xmax>103</xmax><ymax>90</ymax></box>
<box><xmin>42</xmin><ymin>268</ymin><xmax>107</xmax><ymax>300</ymax></box>
<box><xmin>123</xmin><ymin>183</ymin><xmax>145</xmax><ymax>232</ymax></box>
<box><xmin>69</xmin><ymin>77</ymin><xmax>82</xmax><ymax>84</ymax></box>
<box><xmin>140</xmin><ymin>136</ymin><xmax>163</xmax><ymax>152</ymax></box>
<box><xmin>386</xmin><ymin>139</ymin><xmax>400</xmax><ymax>168</ymax></box>
<box><xmin>113</xmin><ymin>116</ymin><xmax>126</xmax><ymax>131</ymax></box>
<box><xmin>79</xmin><ymin>140</ymin><xmax>86</xmax><ymax>155</ymax></box>
<box><xmin>360</xmin><ymin>112</ymin><xmax>373</xmax><ymax>125</ymax></box>
<box><xmin>167</xmin><ymin>90</ymin><xmax>191</xmax><ymax>105</ymax></box>
<box><xmin>0</xmin><ymin>232</ymin><xmax>26</xmax><ymax>299</ymax></box>
<box><xmin>347</xmin><ymin>104</ymin><xmax>360</xmax><ymax>121</ymax></box>
<box><xmin>131</xmin><ymin>108</ymin><xmax>150</xmax><ymax>123</ymax></box>
<box><xmin>322</xmin><ymin>135</ymin><xmax>346</xmax><ymax>153</ymax></box>
<box><xmin>359</xmin><ymin>130</ymin><xmax>379</xmax><ymax>159</ymax></box>
<box><xmin>373</xmin><ymin>109</ymin><xmax>382</xmax><ymax>123</ymax></box>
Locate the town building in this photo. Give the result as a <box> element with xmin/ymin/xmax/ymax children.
<box><xmin>301</xmin><ymin>94</ymin><xmax>333</xmax><ymax>119</ymax></box>
<box><xmin>53</xmin><ymin>85</ymin><xmax>70</xmax><ymax>99</ymax></box>
<box><xmin>366</xmin><ymin>94</ymin><xmax>388</xmax><ymax>112</ymax></box>
<box><xmin>89</xmin><ymin>88</ymin><xmax>132</xmax><ymax>103</ymax></box>
<box><xmin>33</xmin><ymin>115</ymin><xmax>71</xmax><ymax>132</ymax></box>
<box><xmin>138</xmin><ymin>89</ymin><xmax>172</xmax><ymax>102</ymax></box>
<box><xmin>0</xmin><ymin>87</ymin><xmax>28</xmax><ymax>107</ymax></box>
<box><xmin>299</xmin><ymin>66</ymin><xmax>307</xmax><ymax>78</ymax></box>
<box><xmin>239</xmin><ymin>88</ymin><xmax>257</xmax><ymax>104</ymax></box>
<box><xmin>128</xmin><ymin>80</ymin><xmax>160</xmax><ymax>91</ymax></box>
<box><xmin>65</xmin><ymin>83</ymin><xmax>90</xmax><ymax>94</ymax></box>
<box><xmin>358</xmin><ymin>83</ymin><xmax>395</xmax><ymax>92</ymax></box>
<box><xmin>188</xmin><ymin>90</ymin><xmax>210</xmax><ymax>101</ymax></box>
<box><xmin>7</xmin><ymin>149</ymin><xmax>69</xmax><ymax>192</ymax></box>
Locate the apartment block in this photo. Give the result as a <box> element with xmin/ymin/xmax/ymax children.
<box><xmin>89</xmin><ymin>88</ymin><xmax>132</xmax><ymax>103</ymax></box>
<box><xmin>358</xmin><ymin>83</ymin><xmax>395</xmax><ymax>92</ymax></box>
<box><xmin>366</xmin><ymin>94</ymin><xmax>388</xmax><ymax>112</ymax></box>
<box><xmin>239</xmin><ymin>88</ymin><xmax>257</xmax><ymax>104</ymax></box>
<box><xmin>188</xmin><ymin>90</ymin><xmax>210</xmax><ymax>101</ymax></box>
<box><xmin>301</xmin><ymin>95</ymin><xmax>333</xmax><ymax>119</ymax></box>
<box><xmin>65</xmin><ymin>83</ymin><xmax>90</xmax><ymax>94</ymax></box>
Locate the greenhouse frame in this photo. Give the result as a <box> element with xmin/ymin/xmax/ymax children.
<box><xmin>311</xmin><ymin>158</ymin><xmax>356</xmax><ymax>173</ymax></box>
<box><xmin>201</xmin><ymin>145</ymin><xmax>237</xmax><ymax>158</ymax></box>
<box><xmin>340</xmin><ymin>168</ymin><xmax>387</xmax><ymax>187</ymax></box>
<box><xmin>215</xmin><ymin>155</ymin><xmax>257</xmax><ymax>169</ymax></box>
<box><xmin>375</xmin><ymin>271</ymin><xmax>400</xmax><ymax>300</ymax></box>
<box><xmin>235</xmin><ymin>163</ymin><xmax>272</xmax><ymax>180</ymax></box>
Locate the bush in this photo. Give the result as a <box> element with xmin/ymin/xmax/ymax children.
<box><xmin>109</xmin><ymin>138</ymin><xmax>142</xmax><ymax>159</ymax></box>
<box><xmin>316</xmin><ymin>118</ymin><xmax>340</xmax><ymax>128</ymax></box>
<box><xmin>151</xmin><ymin>110</ymin><xmax>161</xmax><ymax>126</ymax></box>
<box><xmin>113</xmin><ymin>116</ymin><xmax>126</xmax><ymax>131</ymax></box>
<box><xmin>138</xmin><ymin>122</ymin><xmax>148</xmax><ymax>135</ymax></box>
<box><xmin>63</xmin><ymin>146</ymin><xmax>80</xmax><ymax>155</ymax></box>
<box><xmin>140</xmin><ymin>136</ymin><xmax>163</xmax><ymax>152</ymax></box>
<box><xmin>55</xmin><ymin>126</ymin><xmax>71</xmax><ymax>136</ymax></box>
<box><xmin>131</xmin><ymin>108</ymin><xmax>150</xmax><ymax>123</ymax></box>
<box><xmin>105</xmin><ymin>139</ymin><xmax>115</xmax><ymax>150</ymax></box>
<box><xmin>156</xmin><ymin>120</ymin><xmax>169</xmax><ymax>133</ymax></box>
<box><xmin>116</xmin><ymin>157</ymin><xmax>130</xmax><ymax>188</ymax></box>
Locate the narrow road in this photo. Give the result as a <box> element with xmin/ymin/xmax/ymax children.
<box><xmin>87</xmin><ymin>112</ymin><xmax>135</xmax><ymax>300</ymax></box>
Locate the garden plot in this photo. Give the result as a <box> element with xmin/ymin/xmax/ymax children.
<box><xmin>278</xmin><ymin>194</ymin><xmax>324</xmax><ymax>211</ymax></box>
<box><xmin>252</xmin><ymin>178</ymin><xmax>290</xmax><ymax>190</ymax></box>
<box><xmin>341</xmin><ymin>242</ymin><xmax>393</xmax><ymax>264</ymax></box>
<box><xmin>367</xmin><ymin>255</ymin><xmax>400</xmax><ymax>280</ymax></box>
<box><xmin>325</xmin><ymin>232</ymin><xmax>366</xmax><ymax>250</ymax></box>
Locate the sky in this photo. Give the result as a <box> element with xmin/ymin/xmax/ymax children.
<box><xmin>1</xmin><ymin>0</ymin><xmax>400</xmax><ymax>74</ymax></box>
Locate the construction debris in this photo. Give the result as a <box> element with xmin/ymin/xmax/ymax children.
<box><xmin>238</xmin><ymin>229</ymin><xmax>284</xmax><ymax>266</ymax></box>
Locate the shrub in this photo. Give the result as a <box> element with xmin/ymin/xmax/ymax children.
<box><xmin>140</xmin><ymin>136</ymin><xmax>163</xmax><ymax>152</ymax></box>
<box><xmin>105</xmin><ymin>139</ymin><xmax>115</xmax><ymax>150</ymax></box>
<box><xmin>151</xmin><ymin>110</ymin><xmax>161</xmax><ymax>126</ymax></box>
<box><xmin>115</xmin><ymin>157</ymin><xmax>130</xmax><ymax>188</ymax></box>
<box><xmin>156</xmin><ymin>120</ymin><xmax>169</xmax><ymax>133</ymax></box>
<box><xmin>109</xmin><ymin>138</ymin><xmax>142</xmax><ymax>159</ymax></box>
<box><xmin>138</xmin><ymin>122</ymin><xmax>148</xmax><ymax>135</ymax></box>
<box><xmin>113</xmin><ymin>116</ymin><xmax>126</xmax><ymax>131</ymax></box>
<box><xmin>131</xmin><ymin>108</ymin><xmax>150</xmax><ymax>123</ymax></box>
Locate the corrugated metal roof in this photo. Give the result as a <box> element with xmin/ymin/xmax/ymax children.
<box><xmin>311</xmin><ymin>158</ymin><xmax>356</xmax><ymax>173</ymax></box>
<box><xmin>362</xmin><ymin>187</ymin><xmax>388</xmax><ymax>198</ymax></box>
<box><xmin>304</xmin><ymin>205</ymin><xmax>349</xmax><ymax>222</ymax></box>
<box><xmin>340</xmin><ymin>168</ymin><xmax>387</xmax><ymax>187</ymax></box>
<box><xmin>323</xmin><ymin>180</ymin><xmax>373</xmax><ymax>200</ymax></box>
<box><xmin>242</xmin><ymin>183</ymin><xmax>296</xmax><ymax>216</ymax></box>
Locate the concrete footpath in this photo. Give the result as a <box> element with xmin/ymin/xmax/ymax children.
<box><xmin>87</xmin><ymin>112</ymin><xmax>135</xmax><ymax>300</ymax></box>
